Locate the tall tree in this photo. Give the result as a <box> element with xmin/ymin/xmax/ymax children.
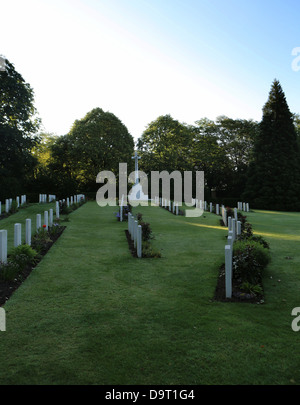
<box><xmin>0</xmin><ymin>58</ymin><xmax>40</xmax><ymax>199</ymax></box>
<box><xmin>137</xmin><ymin>115</ymin><xmax>194</xmax><ymax>199</ymax></box>
<box><xmin>191</xmin><ymin>118</ymin><xmax>232</xmax><ymax>195</ymax></box>
<box><xmin>66</xmin><ymin>108</ymin><xmax>134</xmax><ymax>191</ymax></box>
<box><xmin>243</xmin><ymin>79</ymin><xmax>300</xmax><ymax>211</ymax></box>
<box><xmin>215</xmin><ymin>116</ymin><xmax>259</xmax><ymax>196</ymax></box>
<box><xmin>137</xmin><ymin>114</ymin><xmax>193</xmax><ymax>173</ymax></box>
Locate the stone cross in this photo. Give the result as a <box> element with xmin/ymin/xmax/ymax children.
<box><xmin>132</xmin><ymin>151</ymin><xmax>141</xmax><ymax>185</ymax></box>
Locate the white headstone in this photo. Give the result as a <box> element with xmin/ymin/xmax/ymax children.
<box><xmin>44</xmin><ymin>211</ymin><xmax>49</xmax><ymax>230</ymax></box>
<box><xmin>25</xmin><ymin>218</ymin><xmax>31</xmax><ymax>246</ymax></box>
<box><xmin>14</xmin><ymin>223</ymin><xmax>22</xmax><ymax>247</ymax></box>
<box><xmin>234</xmin><ymin>207</ymin><xmax>238</xmax><ymax>221</ymax></box>
<box><xmin>237</xmin><ymin>220</ymin><xmax>242</xmax><ymax>236</ymax></box>
<box><xmin>128</xmin><ymin>212</ymin><xmax>132</xmax><ymax>234</ymax></box>
<box><xmin>225</xmin><ymin>245</ymin><xmax>232</xmax><ymax>298</ymax></box>
<box><xmin>137</xmin><ymin>225</ymin><xmax>142</xmax><ymax>258</ymax></box>
<box><xmin>49</xmin><ymin>209</ymin><xmax>53</xmax><ymax>227</ymax></box>
<box><xmin>231</xmin><ymin>218</ymin><xmax>236</xmax><ymax>242</ymax></box>
<box><xmin>0</xmin><ymin>230</ymin><xmax>8</xmax><ymax>263</ymax></box>
<box><xmin>36</xmin><ymin>214</ymin><xmax>41</xmax><ymax>231</ymax></box>
<box><xmin>222</xmin><ymin>206</ymin><xmax>227</xmax><ymax>227</ymax></box>
<box><xmin>56</xmin><ymin>201</ymin><xmax>60</xmax><ymax>219</ymax></box>
<box><xmin>134</xmin><ymin>220</ymin><xmax>138</xmax><ymax>248</ymax></box>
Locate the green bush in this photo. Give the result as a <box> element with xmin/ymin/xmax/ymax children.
<box><xmin>59</xmin><ymin>201</ymin><xmax>72</xmax><ymax>215</ymax></box>
<box><xmin>9</xmin><ymin>244</ymin><xmax>38</xmax><ymax>268</ymax></box>
<box><xmin>10</xmin><ymin>200</ymin><xmax>18</xmax><ymax>214</ymax></box>
<box><xmin>233</xmin><ymin>239</ymin><xmax>271</xmax><ymax>284</ymax></box>
<box><xmin>142</xmin><ymin>241</ymin><xmax>161</xmax><ymax>258</ymax></box>
<box><xmin>247</xmin><ymin>234</ymin><xmax>270</xmax><ymax>249</ymax></box>
<box><xmin>0</xmin><ymin>261</ymin><xmax>20</xmax><ymax>281</ymax></box>
<box><xmin>31</xmin><ymin>229</ymin><xmax>53</xmax><ymax>253</ymax></box>
<box><xmin>0</xmin><ymin>244</ymin><xmax>38</xmax><ymax>281</ymax></box>
<box><xmin>240</xmin><ymin>281</ymin><xmax>263</xmax><ymax>297</ymax></box>
<box><xmin>140</xmin><ymin>221</ymin><xmax>153</xmax><ymax>241</ymax></box>
<box><xmin>48</xmin><ymin>223</ymin><xmax>64</xmax><ymax>237</ymax></box>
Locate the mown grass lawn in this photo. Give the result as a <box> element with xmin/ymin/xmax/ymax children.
<box><xmin>0</xmin><ymin>201</ymin><xmax>300</xmax><ymax>385</ymax></box>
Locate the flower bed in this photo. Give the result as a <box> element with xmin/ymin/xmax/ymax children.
<box><xmin>214</xmin><ymin>210</ymin><xmax>270</xmax><ymax>304</ymax></box>
<box><xmin>0</xmin><ymin>224</ymin><xmax>66</xmax><ymax>306</ymax></box>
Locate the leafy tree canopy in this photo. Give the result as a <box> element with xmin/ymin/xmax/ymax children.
<box><xmin>0</xmin><ymin>58</ymin><xmax>40</xmax><ymax>199</ymax></box>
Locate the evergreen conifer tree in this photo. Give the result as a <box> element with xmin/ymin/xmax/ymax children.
<box><xmin>243</xmin><ymin>79</ymin><xmax>300</xmax><ymax>211</ymax></box>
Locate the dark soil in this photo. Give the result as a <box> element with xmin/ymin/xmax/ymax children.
<box><xmin>0</xmin><ymin>212</ymin><xmax>10</xmax><ymax>221</ymax></box>
<box><xmin>213</xmin><ymin>264</ymin><xmax>265</xmax><ymax>304</ymax></box>
<box><xmin>0</xmin><ymin>226</ymin><xmax>66</xmax><ymax>307</ymax></box>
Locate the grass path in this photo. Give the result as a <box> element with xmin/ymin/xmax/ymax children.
<box><xmin>0</xmin><ymin>202</ymin><xmax>300</xmax><ymax>384</ymax></box>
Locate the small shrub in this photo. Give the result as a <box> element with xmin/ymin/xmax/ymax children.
<box><xmin>142</xmin><ymin>241</ymin><xmax>161</xmax><ymax>258</ymax></box>
<box><xmin>48</xmin><ymin>223</ymin><xmax>64</xmax><ymax>237</ymax></box>
<box><xmin>248</xmin><ymin>235</ymin><xmax>270</xmax><ymax>250</ymax></box>
<box><xmin>139</xmin><ymin>221</ymin><xmax>153</xmax><ymax>241</ymax></box>
<box><xmin>0</xmin><ymin>261</ymin><xmax>21</xmax><ymax>281</ymax></box>
<box><xmin>233</xmin><ymin>240</ymin><xmax>271</xmax><ymax>284</ymax></box>
<box><xmin>9</xmin><ymin>244</ymin><xmax>38</xmax><ymax>268</ymax></box>
<box><xmin>240</xmin><ymin>281</ymin><xmax>263</xmax><ymax>297</ymax></box>
<box><xmin>136</xmin><ymin>212</ymin><xmax>143</xmax><ymax>221</ymax></box>
<box><xmin>59</xmin><ymin>201</ymin><xmax>72</xmax><ymax>215</ymax></box>
<box><xmin>242</xmin><ymin>222</ymin><xmax>253</xmax><ymax>238</ymax></box>
<box><xmin>10</xmin><ymin>200</ymin><xmax>18</xmax><ymax>214</ymax></box>
<box><xmin>237</xmin><ymin>212</ymin><xmax>248</xmax><ymax>231</ymax></box>
<box><xmin>31</xmin><ymin>228</ymin><xmax>53</xmax><ymax>253</ymax></box>
<box><xmin>226</xmin><ymin>207</ymin><xmax>234</xmax><ymax>218</ymax></box>
<box><xmin>123</xmin><ymin>205</ymin><xmax>131</xmax><ymax>220</ymax></box>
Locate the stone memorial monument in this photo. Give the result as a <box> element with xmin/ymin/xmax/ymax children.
<box><xmin>128</xmin><ymin>151</ymin><xmax>149</xmax><ymax>204</ymax></box>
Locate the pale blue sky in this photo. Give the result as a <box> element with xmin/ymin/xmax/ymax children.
<box><xmin>1</xmin><ymin>0</ymin><xmax>300</xmax><ymax>140</ymax></box>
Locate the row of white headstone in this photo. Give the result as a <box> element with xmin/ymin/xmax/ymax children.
<box><xmin>0</xmin><ymin>195</ymin><xmax>27</xmax><ymax>215</ymax></box>
<box><xmin>39</xmin><ymin>194</ymin><xmax>85</xmax><ymax>205</ymax></box>
<box><xmin>237</xmin><ymin>202</ymin><xmax>250</xmax><ymax>212</ymax></box>
<box><xmin>153</xmin><ymin>197</ymin><xmax>249</xmax><ymax>219</ymax></box>
<box><xmin>224</xmin><ymin>216</ymin><xmax>243</xmax><ymax>299</ymax></box>
<box><xmin>0</xmin><ymin>208</ymin><xmax>54</xmax><ymax>264</ymax></box>
<box><xmin>39</xmin><ymin>194</ymin><xmax>56</xmax><ymax>203</ymax></box>
<box><xmin>0</xmin><ymin>194</ymin><xmax>85</xmax><ymax>263</ymax></box>
<box><xmin>0</xmin><ymin>193</ymin><xmax>84</xmax><ymax>264</ymax></box>
<box><xmin>221</xmin><ymin>203</ymin><xmax>250</xmax><ymax>227</ymax></box>
<box><xmin>127</xmin><ymin>212</ymin><xmax>142</xmax><ymax>258</ymax></box>
<box><xmin>154</xmin><ymin>196</ymin><xmax>181</xmax><ymax>215</ymax></box>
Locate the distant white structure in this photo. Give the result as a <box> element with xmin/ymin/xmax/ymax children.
<box><xmin>128</xmin><ymin>151</ymin><xmax>149</xmax><ymax>204</ymax></box>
